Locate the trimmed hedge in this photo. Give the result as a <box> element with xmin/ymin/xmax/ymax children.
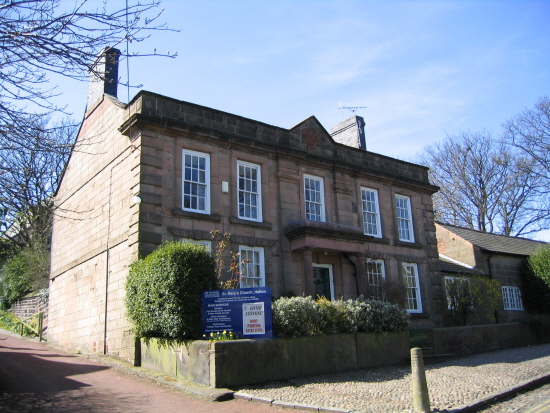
<box><xmin>273</xmin><ymin>295</ymin><xmax>409</xmax><ymax>338</ymax></box>
<box><xmin>125</xmin><ymin>241</ymin><xmax>217</xmax><ymax>341</ymax></box>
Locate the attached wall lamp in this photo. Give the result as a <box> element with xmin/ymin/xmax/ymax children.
<box><xmin>131</xmin><ymin>195</ymin><xmax>142</xmax><ymax>205</ymax></box>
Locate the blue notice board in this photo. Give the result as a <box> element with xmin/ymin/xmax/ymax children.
<box><xmin>201</xmin><ymin>287</ymin><xmax>272</xmax><ymax>339</ymax></box>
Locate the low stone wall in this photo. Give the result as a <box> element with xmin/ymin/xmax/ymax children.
<box><xmin>141</xmin><ymin>331</ymin><xmax>409</xmax><ymax>388</ymax></box>
<box><xmin>429</xmin><ymin>323</ymin><xmax>550</xmax><ymax>356</ymax></box>
<box><xmin>9</xmin><ymin>293</ymin><xmax>48</xmax><ymax>328</ymax></box>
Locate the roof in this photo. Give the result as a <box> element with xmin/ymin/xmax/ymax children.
<box><xmin>438</xmin><ymin>256</ymin><xmax>482</xmax><ymax>275</ymax></box>
<box><xmin>437</xmin><ymin>222</ymin><xmax>547</xmax><ymax>256</ymax></box>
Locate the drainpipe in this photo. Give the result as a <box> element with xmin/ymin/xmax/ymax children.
<box><xmin>345</xmin><ymin>254</ymin><xmax>360</xmax><ymax>297</ymax></box>
<box><xmin>486</xmin><ymin>254</ymin><xmax>499</xmax><ymax>324</ymax></box>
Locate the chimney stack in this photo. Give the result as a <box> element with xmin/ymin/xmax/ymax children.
<box><xmin>330</xmin><ymin>115</ymin><xmax>366</xmax><ymax>151</ymax></box>
<box><xmin>87</xmin><ymin>47</ymin><xmax>121</xmax><ymax>109</ymax></box>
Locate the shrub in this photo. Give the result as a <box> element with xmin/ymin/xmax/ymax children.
<box><xmin>0</xmin><ymin>243</ymin><xmax>50</xmax><ymax>309</ymax></box>
<box><xmin>526</xmin><ymin>245</ymin><xmax>550</xmax><ymax>309</ymax></box>
<box><xmin>125</xmin><ymin>241</ymin><xmax>217</xmax><ymax>341</ymax></box>
<box><xmin>520</xmin><ymin>261</ymin><xmax>550</xmax><ymax>314</ymax></box>
<box><xmin>272</xmin><ymin>296</ymin><xmax>328</xmax><ymax>338</ymax></box>
<box><xmin>272</xmin><ymin>295</ymin><xmax>409</xmax><ymax>338</ymax></box>
<box><xmin>342</xmin><ymin>296</ymin><xmax>409</xmax><ymax>333</ymax></box>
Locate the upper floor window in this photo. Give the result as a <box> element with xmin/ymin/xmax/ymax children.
<box><xmin>238</xmin><ymin>161</ymin><xmax>262</xmax><ymax>222</ymax></box>
<box><xmin>239</xmin><ymin>246</ymin><xmax>265</xmax><ymax>288</ymax></box>
<box><xmin>366</xmin><ymin>259</ymin><xmax>385</xmax><ymax>300</ymax></box>
<box><xmin>182</xmin><ymin>149</ymin><xmax>210</xmax><ymax>213</ymax></box>
<box><xmin>181</xmin><ymin>239</ymin><xmax>212</xmax><ymax>252</ymax></box>
<box><xmin>502</xmin><ymin>286</ymin><xmax>523</xmax><ymax>310</ymax></box>
<box><xmin>396</xmin><ymin>195</ymin><xmax>414</xmax><ymax>242</ymax></box>
<box><xmin>361</xmin><ymin>188</ymin><xmax>381</xmax><ymax>237</ymax></box>
<box><xmin>402</xmin><ymin>263</ymin><xmax>422</xmax><ymax>313</ymax></box>
<box><xmin>304</xmin><ymin>174</ymin><xmax>325</xmax><ymax>222</ymax></box>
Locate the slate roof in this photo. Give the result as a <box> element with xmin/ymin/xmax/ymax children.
<box><xmin>437</xmin><ymin>223</ymin><xmax>547</xmax><ymax>256</ymax></box>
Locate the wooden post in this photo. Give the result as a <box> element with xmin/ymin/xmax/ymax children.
<box><xmin>38</xmin><ymin>312</ymin><xmax>43</xmax><ymax>342</ymax></box>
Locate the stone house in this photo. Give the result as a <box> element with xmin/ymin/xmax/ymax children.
<box><xmin>436</xmin><ymin>222</ymin><xmax>547</xmax><ymax>323</ymax></box>
<box><xmin>48</xmin><ymin>49</ymin><xmax>443</xmax><ymax>362</ymax></box>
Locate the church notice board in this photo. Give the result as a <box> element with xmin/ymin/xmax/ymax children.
<box><xmin>201</xmin><ymin>287</ymin><xmax>272</xmax><ymax>339</ymax></box>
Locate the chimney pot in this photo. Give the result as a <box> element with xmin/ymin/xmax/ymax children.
<box><xmin>87</xmin><ymin>47</ymin><xmax>121</xmax><ymax>109</ymax></box>
<box><xmin>330</xmin><ymin>115</ymin><xmax>366</xmax><ymax>151</ymax></box>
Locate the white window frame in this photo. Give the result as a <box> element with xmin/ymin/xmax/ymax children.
<box><xmin>182</xmin><ymin>149</ymin><xmax>210</xmax><ymax>214</ymax></box>
<box><xmin>239</xmin><ymin>246</ymin><xmax>265</xmax><ymax>288</ymax></box>
<box><xmin>402</xmin><ymin>263</ymin><xmax>422</xmax><ymax>313</ymax></box>
<box><xmin>181</xmin><ymin>239</ymin><xmax>212</xmax><ymax>252</ymax></box>
<box><xmin>502</xmin><ymin>286</ymin><xmax>524</xmax><ymax>311</ymax></box>
<box><xmin>396</xmin><ymin>195</ymin><xmax>414</xmax><ymax>242</ymax></box>
<box><xmin>237</xmin><ymin>161</ymin><xmax>262</xmax><ymax>222</ymax></box>
<box><xmin>366</xmin><ymin>259</ymin><xmax>386</xmax><ymax>300</ymax></box>
<box><xmin>304</xmin><ymin>174</ymin><xmax>326</xmax><ymax>222</ymax></box>
<box><xmin>361</xmin><ymin>188</ymin><xmax>382</xmax><ymax>237</ymax></box>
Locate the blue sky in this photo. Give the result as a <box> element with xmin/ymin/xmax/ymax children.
<box><xmin>51</xmin><ymin>0</ymin><xmax>550</xmax><ymax>239</ymax></box>
<box><xmin>54</xmin><ymin>0</ymin><xmax>549</xmax><ymax>162</ymax></box>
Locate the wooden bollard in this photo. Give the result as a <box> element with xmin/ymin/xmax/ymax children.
<box><xmin>411</xmin><ymin>347</ymin><xmax>430</xmax><ymax>412</ymax></box>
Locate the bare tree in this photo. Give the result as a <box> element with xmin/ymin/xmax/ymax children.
<box><xmin>503</xmin><ymin>96</ymin><xmax>550</xmax><ymax>192</ymax></box>
<box><xmin>0</xmin><ymin>0</ymin><xmax>174</xmax><ymax>151</ymax></box>
<box><xmin>418</xmin><ymin>131</ymin><xmax>548</xmax><ymax>237</ymax></box>
<box><xmin>0</xmin><ymin>117</ymin><xmax>77</xmax><ymax>248</ymax></box>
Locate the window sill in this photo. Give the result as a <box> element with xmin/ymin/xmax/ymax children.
<box><xmin>230</xmin><ymin>217</ymin><xmax>273</xmax><ymax>229</ymax></box>
<box><xmin>408</xmin><ymin>312</ymin><xmax>430</xmax><ymax>318</ymax></box>
<box><xmin>395</xmin><ymin>240</ymin><xmax>424</xmax><ymax>249</ymax></box>
<box><xmin>368</xmin><ymin>237</ymin><xmax>391</xmax><ymax>245</ymax></box>
<box><xmin>172</xmin><ymin>208</ymin><xmax>221</xmax><ymax>222</ymax></box>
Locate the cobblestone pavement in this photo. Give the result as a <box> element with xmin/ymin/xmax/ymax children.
<box><xmin>237</xmin><ymin>343</ymin><xmax>550</xmax><ymax>413</ymax></box>
<box><xmin>476</xmin><ymin>382</ymin><xmax>550</xmax><ymax>413</ymax></box>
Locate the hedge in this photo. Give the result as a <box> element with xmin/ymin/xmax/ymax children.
<box><xmin>125</xmin><ymin>241</ymin><xmax>217</xmax><ymax>341</ymax></box>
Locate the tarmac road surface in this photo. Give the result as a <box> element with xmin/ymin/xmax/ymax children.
<box><xmin>0</xmin><ymin>332</ymin><xmax>275</xmax><ymax>413</ymax></box>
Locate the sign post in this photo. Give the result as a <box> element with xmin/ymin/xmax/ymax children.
<box><xmin>201</xmin><ymin>287</ymin><xmax>272</xmax><ymax>339</ymax></box>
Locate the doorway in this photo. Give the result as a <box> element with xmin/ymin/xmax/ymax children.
<box><xmin>312</xmin><ymin>264</ymin><xmax>334</xmax><ymax>300</ymax></box>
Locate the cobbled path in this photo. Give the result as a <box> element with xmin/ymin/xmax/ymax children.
<box><xmin>237</xmin><ymin>343</ymin><xmax>550</xmax><ymax>413</ymax></box>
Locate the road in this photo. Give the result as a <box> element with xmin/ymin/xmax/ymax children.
<box><xmin>0</xmin><ymin>332</ymin><xmax>274</xmax><ymax>413</ymax></box>
<box><xmin>477</xmin><ymin>382</ymin><xmax>550</xmax><ymax>413</ymax></box>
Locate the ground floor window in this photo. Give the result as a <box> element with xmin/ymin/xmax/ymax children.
<box><xmin>239</xmin><ymin>246</ymin><xmax>265</xmax><ymax>288</ymax></box>
<box><xmin>502</xmin><ymin>286</ymin><xmax>523</xmax><ymax>310</ymax></box>
<box><xmin>402</xmin><ymin>263</ymin><xmax>422</xmax><ymax>313</ymax></box>
<box><xmin>366</xmin><ymin>259</ymin><xmax>385</xmax><ymax>300</ymax></box>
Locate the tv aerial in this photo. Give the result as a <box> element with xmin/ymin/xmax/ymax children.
<box><xmin>338</xmin><ymin>100</ymin><xmax>367</xmax><ymax>115</ymax></box>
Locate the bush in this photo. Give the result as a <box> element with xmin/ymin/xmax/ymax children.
<box><xmin>0</xmin><ymin>243</ymin><xmax>50</xmax><ymax>309</ymax></box>
<box><xmin>272</xmin><ymin>295</ymin><xmax>409</xmax><ymax>338</ymax></box>
<box><xmin>272</xmin><ymin>296</ymin><xmax>328</xmax><ymax>337</ymax></box>
<box><xmin>528</xmin><ymin>245</ymin><xmax>550</xmax><ymax>291</ymax></box>
<box><xmin>125</xmin><ymin>241</ymin><xmax>217</xmax><ymax>341</ymax></box>
<box><xmin>520</xmin><ymin>261</ymin><xmax>550</xmax><ymax>314</ymax></box>
<box><xmin>0</xmin><ymin>309</ymin><xmax>20</xmax><ymax>332</ymax></box>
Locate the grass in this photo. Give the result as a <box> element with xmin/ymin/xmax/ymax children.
<box><xmin>0</xmin><ymin>309</ymin><xmax>20</xmax><ymax>332</ymax></box>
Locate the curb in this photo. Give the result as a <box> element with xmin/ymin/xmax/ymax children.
<box><xmin>235</xmin><ymin>391</ymin><xmax>353</xmax><ymax>413</ymax></box>
<box><xmin>447</xmin><ymin>372</ymin><xmax>550</xmax><ymax>412</ymax></box>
